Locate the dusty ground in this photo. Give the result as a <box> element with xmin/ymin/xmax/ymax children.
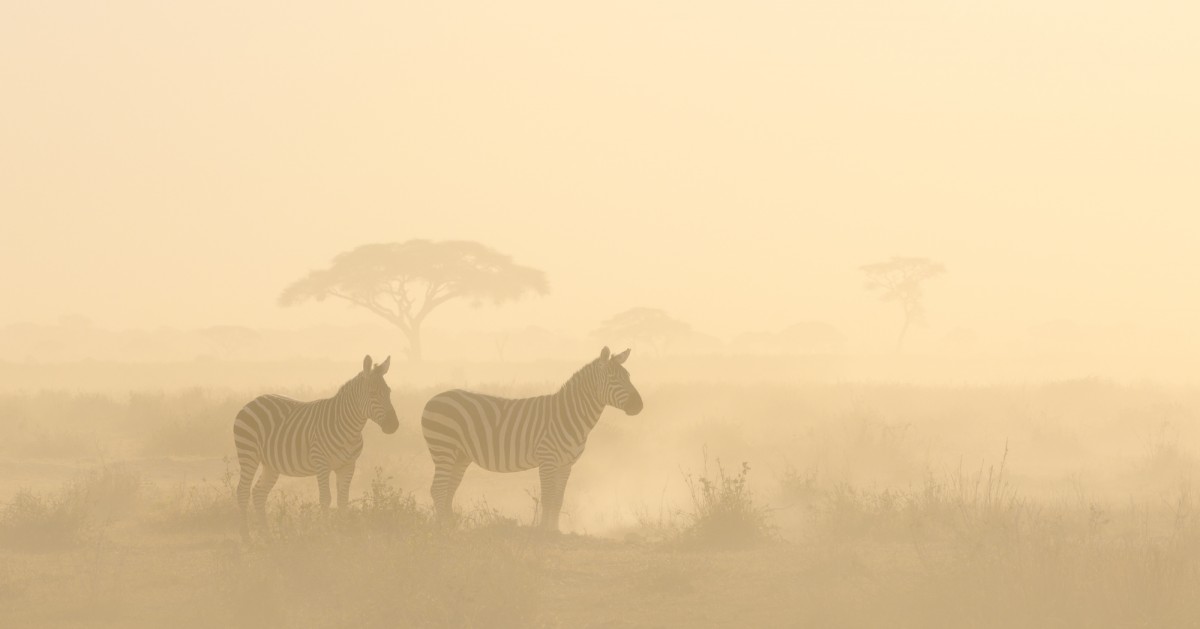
<box><xmin>3</xmin><ymin>379</ymin><xmax>1200</xmax><ymax>628</ymax></box>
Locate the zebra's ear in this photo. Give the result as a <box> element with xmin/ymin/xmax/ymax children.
<box><xmin>613</xmin><ymin>348</ymin><xmax>631</xmax><ymax>365</ymax></box>
<box><xmin>600</xmin><ymin>346</ymin><xmax>611</xmax><ymax>362</ymax></box>
<box><xmin>375</xmin><ymin>356</ymin><xmax>391</xmax><ymax>376</ymax></box>
<box><xmin>363</xmin><ymin>355</ymin><xmax>373</xmax><ymax>374</ymax></box>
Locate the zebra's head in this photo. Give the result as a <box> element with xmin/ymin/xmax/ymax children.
<box><xmin>361</xmin><ymin>355</ymin><xmax>400</xmax><ymax>434</ymax></box>
<box><xmin>599</xmin><ymin>347</ymin><xmax>643</xmax><ymax>416</ymax></box>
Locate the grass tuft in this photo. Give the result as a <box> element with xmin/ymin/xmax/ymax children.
<box><xmin>674</xmin><ymin>452</ymin><xmax>776</xmax><ymax>549</ymax></box>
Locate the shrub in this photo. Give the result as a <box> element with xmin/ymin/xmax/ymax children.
<box><xmin>0</xmin><ymin>463</ymin><xmax>143</xmax><ymax>550</ymax></box>
<box><xmin>676</xmin><ymin>454</ymin><xmax>776</xmax><ymax>548</ymax></box>
<box><xmin>257</xmin><ymin>468</ymin><xmax>429</xmax><ymax>543</ymax></box>
<box><xmin>778</xmin><ymin>464</ymin><xmax>822</xmax><ymax>505</ymax></box>
<box><xmin>149</xmin><ymin>459</ymin><xmax>239</xmax><ymax>533</ymax></box>
<box><xmin>799</xmin><ymin>444</ymin><xmax>1024</xmax><ymax>545</ymax></box>
<box><xmin>152</xmin><ymin>481</ymin><xmax>240</xmax><ymax>533</ymax></box>
<box><xmin>68</xmin><ymin>463</ymin><xmax>145</xmax><ymax>521</ymax></box>
<box><xmin>0</xmin><ymin>488</ymin><xmax>90</xmax><ymax>550</ymax></box>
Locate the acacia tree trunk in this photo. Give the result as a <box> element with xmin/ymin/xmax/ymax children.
<box><xmin>895</xmin><ymin>314</ymin><xmax>911</xmax><ymax>354</ymax></box>
<box><xmin>896</xmin><ymin>298</ymin><xmax>920</xmax><ymax>354</ymax></box>
<box><xmin>404</xmin><ymin>320</ymin><xmax>424</xmax><ymax>362</ymax></box>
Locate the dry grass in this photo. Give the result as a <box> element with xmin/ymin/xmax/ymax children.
<box><xmin>0</xmin><ymin>464</ymin><xmax>143</xmax><ymax>550</ymax></box>
<box><xmin>3</xmin><ymin>379</ymin><xmax>1200</xmax><ymax>627</ymax></box>
<box><xmin>673</xmin><ymin>454</ymin><xmax>777</xmax><ymax>548</ymax></box>
<box><xmin>0</xmin><ymin>466</ymin><xmax>550</xmax><ymax>629</ymax></box>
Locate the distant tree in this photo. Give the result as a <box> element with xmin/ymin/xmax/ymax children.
<box><xmin>860</xmin><ymin>256</ymin><xmax>945</xmax><ymax>353</ymax></box>
<box><xmin>279</xmin><ymin>240</ymin><xmax>548</xmax><ymax>361</ymax></box>
<box><xmin>593</xmin><ymin>308</ymin><xmax>692</xmax><ymax>357</ymax></box>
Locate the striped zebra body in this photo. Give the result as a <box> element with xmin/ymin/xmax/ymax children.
<box><xmin>423</xmin><ymin>388</ymin><xmax>601</xmax><ymax>474</ymax></box>
<box><xmin>233</xmin><ymin>356</ymin><xmax>398</xmax><ymax>539</ymax></box>
<box><xmin>422</xmin><ymin>347</ymin><xmax>642</xmax><ymax>530</ymax></box>
<box><xmin>235</xmin><ymin>393</ymin><xmax>367</xmax><ymax>476</ymax></box>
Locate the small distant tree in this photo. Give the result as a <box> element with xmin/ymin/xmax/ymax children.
<box><xmin>593</xmin><ymin>308</ymin><xmax>692</xmax><ymax>357</ymax></box>
<box><xmin>279</xmin><ymin>240</ymin><xmax>548</xmax><ymax>361</ymax></box>
<box><xmin>860</xmin><ymin>256</ymin><xmax>945</xmax><ymax>353</ymax></box>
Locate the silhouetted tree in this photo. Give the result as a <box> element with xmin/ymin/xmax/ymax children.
<box><xmin>593</xmin><ymin>308</ymin><xmax>691</xmax><ymax>357</ymax></box>
<box><xmin>860</xmin><ymin>256</ymin><xmax>945</xmax><ymax>353</ymax></box>
<box><xmin>279</xmin><ymin>240</ymin><xmax>548</xmax><ymax>361</ymax></box>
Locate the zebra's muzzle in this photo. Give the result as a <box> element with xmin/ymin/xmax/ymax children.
<box><xmin>377</xmin><ymin>408</ymin><xmax>400</xmax><ymax>434</ymax></box>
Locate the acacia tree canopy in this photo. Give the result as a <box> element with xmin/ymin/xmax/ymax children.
<box><xmin>860</xmin><ymin>256</ymin><xmax>945</xmax><ymax>352</ymax></box>
<box><xmin>592</xmin><ymin>307</ymin><xmax>692</xmax><ymax>356</ymax></box>
<box><xmin>279</xmin><ymin>240</ymin><xmax>549</xmax><ymax>360</ymax></box>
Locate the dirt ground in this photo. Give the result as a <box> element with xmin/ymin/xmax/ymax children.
<box><xmin>3</xmin><ymin>380</ymin><xmax>1200</xmax><ymax>628</ymax></box>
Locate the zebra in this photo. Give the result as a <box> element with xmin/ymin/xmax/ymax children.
<box><xmin>233</xmin><ymin>355</ymin><xmax>399</xmax><ymax>539</ymax></box>
<box><xmin>421</xmin><ymin>347</ymin><xmax>643</xmax><ymax>531</ymax></box>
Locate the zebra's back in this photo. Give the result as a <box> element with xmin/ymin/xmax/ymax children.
<box><xmin>422</xmin><ymin>389</ymin><xmax>554</xmax><ymax>473</ymax></box>
<box><xmin>233</xmin><ymin>393</ymin><xmax>315</xmax><ymax>475</ymax></box>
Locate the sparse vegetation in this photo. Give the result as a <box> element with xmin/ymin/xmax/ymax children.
<box><xmin>2</xmin><ymin>380</ymin><xmax>1200</xmax><ymax>627</ymax></box>
<box><xmin>0</xmin><ymin>488</ymin><xmax>90</xmax><ymax>550</ymax></box>
<box><xmin>675</xmin><ymin>455</ymin><xmax>776</xmax><ymax>548</ymax></box>
<box><xmin>0</xmin><ymin>464</ymin><xmax>142</xmax><ymax>550</ymax></box>
<box><xmin>148</xmin><ymin>459</ymin><xmax>239</xmax><ymax>533</ymax></box>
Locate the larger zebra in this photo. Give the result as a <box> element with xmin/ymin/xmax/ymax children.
<box><xmin>422</xmin><ymin>347</ymin><xmax>643</xmax><ymax>531</ymax></box>
<box><xmin>233</xmin><ymin>355</ymin><xmax>399</xmax><ymax>538</ymax></box>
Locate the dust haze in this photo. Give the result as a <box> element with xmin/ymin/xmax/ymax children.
<box><xmin>3</xmin><ymin>2</ymin><xmax>1200</xmax><ymax>628</ymax></box>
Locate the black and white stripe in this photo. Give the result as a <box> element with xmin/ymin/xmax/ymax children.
<box><xmin>422</xmin><ymin>347</ymin><xmax>642</xmax><ymax>530</ymax></box>
<box><xmin>233</xmin><ymin>355</ymin><xmax>399</xmax><ymax>538</ymax></box>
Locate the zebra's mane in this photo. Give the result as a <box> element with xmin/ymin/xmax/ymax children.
<box><xmin>558</xmin><ymin>357</ymin><xmax>602</xmax><ymax>394</ymax></box>
<box><xmin>335</xmin><ymin>371</ymin><xmax>366</xmax><ymax>396</ymax></box>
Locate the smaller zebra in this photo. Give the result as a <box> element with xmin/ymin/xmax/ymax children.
<box><xmin>233</xmin><ymin>355</ymin><xmax>399</xmax><ymax>539</ymax></box>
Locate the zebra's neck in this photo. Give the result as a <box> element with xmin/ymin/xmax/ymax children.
<box><xmin>329</xmin><ymin>376</ymin><xmax>369</xmax><ymax>436</ymax></box>
<box><xmin>553</xmin><ymin>361</ymin><xmax>606</xmax><ymax>437</ymax></box>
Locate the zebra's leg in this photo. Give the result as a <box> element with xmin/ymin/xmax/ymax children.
<box><xmin>317</xmin><ymin>470</ymin><xmax>332</xmax><ymax>511</ymax></box>
<box><xmin>538</xmin><ymin>464</ymin><xmax>574</xmax><ymax>532</ymax></box>
<box><xmin>251</xmin><ymin>465</ymin><xmax>280</xmax><ymax>532</ymax></box>
<box><xmin>431</xmin><ymin>456</ymin><xmax>469</xmax><ymax>524</ymax></box>
<box><xmin>236</xmin><ymin>454</ymin><xmax>259</xmax><ymax>541</ymax></box>
<box><xmin>335</xmin><ymin>460</ymin><xmax>356</xmax><ymax>509</ymax></box>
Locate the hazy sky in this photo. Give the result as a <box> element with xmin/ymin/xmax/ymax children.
<box><xmin>2</xmin><ymin>2</ymin><xmax>1198</xmax><ymax>345</ymax></box>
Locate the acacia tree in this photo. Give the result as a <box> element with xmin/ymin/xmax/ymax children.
<box><xmin>860</xmin><ymin>256</ymin><xmax>945</xmax><ymax>353</ymax></box>
<box><xmin>279</xmin><ymin>240</ymin><xmax>548</xmax><ymax>361</ymax></box>
<box><xmin>592</xmin><ymin>308</ymin><xmax>692</xmax><ymax>357</ymax></box>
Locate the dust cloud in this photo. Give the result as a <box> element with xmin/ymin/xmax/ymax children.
<box><xmin>3</xmin><ymin>2</ymin><xmax>1200</xmax><ymax>628</ymax></box>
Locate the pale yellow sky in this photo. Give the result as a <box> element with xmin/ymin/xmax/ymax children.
<box><xmin>2</xmin><ymin>1</ymin><xmax>1198</xmax><ymax>346</ymax></box>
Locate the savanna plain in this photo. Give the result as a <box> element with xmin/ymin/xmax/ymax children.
<box><xmin>2</xmin><ymin>359</ymin><xmax>1199</xmax><ymax>629</ymax></box>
